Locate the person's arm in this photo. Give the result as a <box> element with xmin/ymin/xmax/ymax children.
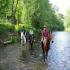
<box><xmin>41</xmin><ymin>30</ymin><xmax>43</xmax><ymax>38</ymax></box>
<box><xmin>25</xmin><ymin>29</ymin><xmax>26</xmax><ymax>36</ymax></box>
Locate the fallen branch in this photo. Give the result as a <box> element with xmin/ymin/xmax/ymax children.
<box><xmin>4</xmin><ymin>40</ymin><xmax>12</xmax><ymax>45</ymax></box>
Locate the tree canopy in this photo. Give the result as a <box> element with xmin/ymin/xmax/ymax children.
<box><xmin>64</xmin><ymin>9</ymin><xmax>70</xmax><ymax>31</ymax></box>
<box><xmin>0</xmin><ymin>0</ymin><xmax>64</xmax><ymax>33</ymax></box>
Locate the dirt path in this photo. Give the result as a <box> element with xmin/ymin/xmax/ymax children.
<box><xmin>0</xmin><ymin>43</ymin><xmax>47</xmax><ymax>70</ymax></box>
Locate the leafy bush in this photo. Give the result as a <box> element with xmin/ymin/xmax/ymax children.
<box><xmin>11</xmin><ymin>34</ymin><xmax>20</xmax><ymax>43</ymax></box>
<box><xmin>15</xmin><ymin>23</ymin><xmax>30</xmax><ymax>32</ymax></box>
<box><xmin>15</xmin><ymin>24</ymin><xmax>23</xmax><ymax>32</ymax></box>
<box><xmin>0</xmin><ymin>22</ymin><xmax>14</xmax><ymax>32</ymax></box>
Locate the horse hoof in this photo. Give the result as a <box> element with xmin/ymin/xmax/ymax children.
<box><xmin>44</xmin><ymin>59</ymin><xmax>45</xmax><ymax>62</ymax></box>
<box><xmin>46</xmin><ymin>56</ymin><xmax>47</xmax><ymax>59</ymax></box>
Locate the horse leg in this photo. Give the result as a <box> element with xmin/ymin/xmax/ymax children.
<box><xmin>46</xmin><ymin>51</ymin><xmax>48</xmax><ymax>59</ymax></box>
<box><xmin>29</xmin><ymin>42</ymin><xmax>32</xmax><ymax>50</ymax></box>
<box><xmin>42</xmin><ymin>48</ymin><xmax>45</xmax><ymax>62</ymax></box>
<box><xmin>31</xmin><ymin>43</ymin><xmax>33</xmax><ymax>50</ymax></box>
<box><xmin>46</xmin><ymin>40</ymin><xmax>50</xmax><ymax>59</ymax></box>
<box><xmin>29</xmin><ymin>41</ymin><xmax>33</xmax><ymax>50</ymax></box>
<box><xmin>41</xmin><ymin>42</ymin><xmax>45</xmax><ymax>62</ymax></box>
<box><xmin>30</xmin><ymin>42</ymin><xmax>34</xmax><ymax>55</ymax></box>
<box><xmin>45</xmin><ymin>44</ymin><xmax>49</xmax><ymax>59</ymax></box>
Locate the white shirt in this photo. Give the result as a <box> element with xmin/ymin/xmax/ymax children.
<box><xmin>21</xmin><ymin>32</ymin><xmax>24</xmax><ymax>39</ymax></box>
<box><xmin>29</xmin><ymin>29</ymin><xmax>33</xmax><ymax>35</ymax></box>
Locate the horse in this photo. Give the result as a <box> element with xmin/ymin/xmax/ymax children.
<box><xmin>41</xmin><ymin>33</ymin><xmax>52</xmax><ymax>61</ymax></box>
<box><xmin>28</xmin><ymin>34</ymin><xmax>35</xmax><ymax>50</ymax></box>
<box><xmin>21</xmin><ymin>31</ymin><xmax>26</xmax><ymax>46</ymax></box>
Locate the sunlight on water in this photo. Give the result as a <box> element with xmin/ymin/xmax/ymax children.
<box><xmin>47</xmin><ymin>32</ymin><xmax>70</xmax><ymax>70</ymax></box>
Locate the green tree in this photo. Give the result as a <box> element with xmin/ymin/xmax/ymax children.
<box><xmin>64</xmin><ymin>9</ymin><xmax>70</xmax><ymax>31</ymax></box>
<box><xmin>0</xmin><ymin>0</ymin><xmax>64</xmax><ymax>33</ymax></box>
<box><xmin>0</xmin><ymin>0</ymin><xmax>11</xmax><ymax>18</ymax></box>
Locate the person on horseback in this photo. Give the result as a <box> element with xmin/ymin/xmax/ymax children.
<box><xmin>29</xmin><ymin>27</ymin><xmax>34</xmax><ymax>35</ymax></box>
<box><xmin>41</xmin><ymin>26</ymin><xmax>49</xmax><ymax>44</ymax></box>
<box><xmin>41</xmin><ymin>26</ymin><xmax>49</xmax><ymax>61</ymax></box>
<box><xmin>21</xmin><ymin>26</ymin><xmax>26</xmax><ymax>46</ymax></box>
<box><xmin>28</xmin><ymin>27</ymin><xmax>35</xmax><ymax>50</ymax></box>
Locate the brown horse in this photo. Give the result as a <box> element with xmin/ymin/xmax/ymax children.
<box><xmin>28</xmin><ymin>34</ymin><xmax>35</xmax><ymax>50</ymax></box>
<box><xmin>41</xmin><ymin>33</ymin><xmax>52</xmax><ymax>61</ymax></box>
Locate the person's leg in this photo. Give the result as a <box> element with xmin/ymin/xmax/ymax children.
<box><xmin>21</xmin><ymin>32</ymin><xmax>23</xmax><ymax>46</ymax></box>
<box><xmin>23</xmin><ymin>35</ymin><xmax>26</xmax><ymax>44</ymax></box>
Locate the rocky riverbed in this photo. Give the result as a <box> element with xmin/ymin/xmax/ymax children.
<box><xmin>0</xmin><ymin>43</ymin><xmax>47</xmax><ymax>70</ymax></box>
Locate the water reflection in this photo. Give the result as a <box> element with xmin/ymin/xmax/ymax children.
<box><xmin>47</xmin><ymin>32</ymin><xmax>70</xmax><ymax>70</ymax></box>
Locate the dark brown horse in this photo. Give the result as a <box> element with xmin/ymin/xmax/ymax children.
<box><xmin>41</xmin><ymin>33</ymin><xmax>52</xmax><ymax>61</ymax></box>
<box><xmin>28</xmin><ymin>34</ymin><xmax>35</xmax><ymax>50</ymax></box>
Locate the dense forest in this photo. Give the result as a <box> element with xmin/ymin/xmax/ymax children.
<box><xmin>0</xmin><ymin>0</ymin><xmax>70</xmax><ymax>43</ymax></box>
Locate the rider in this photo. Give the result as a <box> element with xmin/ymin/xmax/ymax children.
<box><xmin>29</xmin><ymin>27</ymin><xmax>34</xmax><ymax>35</ymax></box>
<box><xmin>41</xmin><ymin>26</ymin><xmax>50</xmax><ymax>61</ymax></box>
<box><xmin>28</xmin><ymin>27</ymin><xmax>35</xmax><ymax>50</ymax></box>
<box><xmin>21</xmin><ymin>26</ymin><xmax>26</xmax><ymax>46</ymax></box>
<box><xmin>28</xmin><ymin>27</ymin><xmax>34</xmax><ymax>41</ymax></box>
<box><xmin>41</xmin><ymin>26</ymin><xmax>49</xmax><ymax>46</ymax></box>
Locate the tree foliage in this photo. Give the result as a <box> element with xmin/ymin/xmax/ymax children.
<box><xmin>0</xmin><ymin>0</ymin><xmax>11</xmax><ymax>18</ymax></box>
<box><xmin>64</xmin><ymin>9</ymin><xmax>70</xmax><ymax>31</ymax></box>
<box><xmin>0</xmin><ymin>0</ymin><xmax>64</xmax><ymax>33</ymax></box>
